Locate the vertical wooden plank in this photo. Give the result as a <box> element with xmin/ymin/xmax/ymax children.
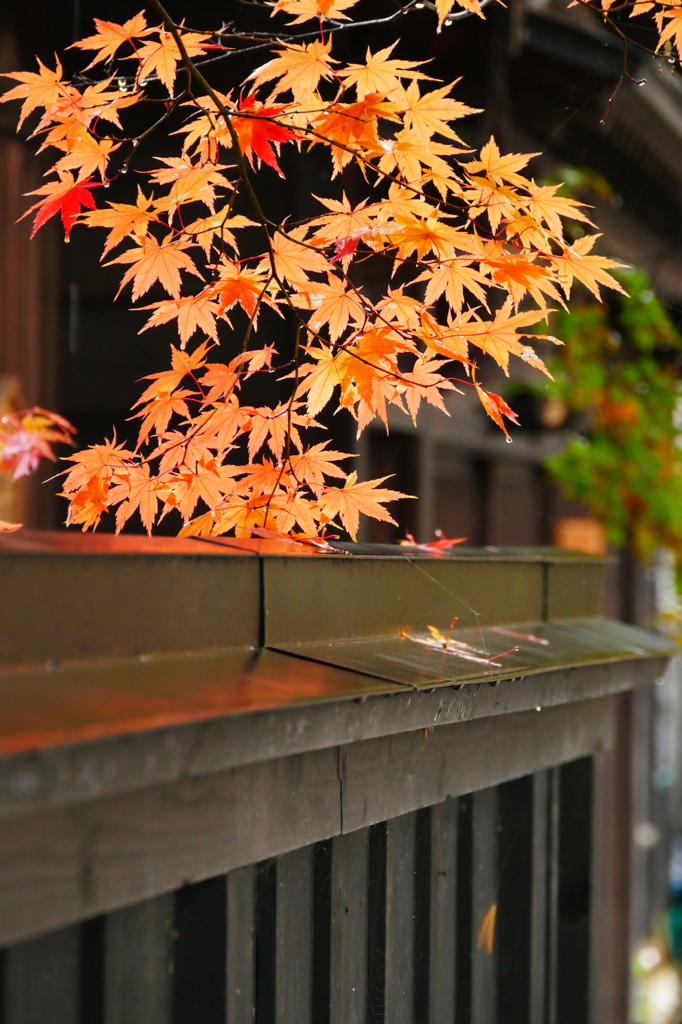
<box><xmin>330</xmin><ymin>829</ymin><xmax>369</xmax><ymax>1024</ymax></box>
<box><xmin>255</xmin><ymin>860</ymin><xmax>277</xmax><ymax>1024</ymax></box>
<box><xmin>546</xmin><ymin>767</ymin><xmax>561</xmax><ymax>1024</ymax></box>
<box><xmin>429</xmin><ymin>800</ymin><xmax>457</xmax><ymax>1024</ymax></box>
<box><xmin>275</xmin><ymin>846</ymin><xmax>314</xmax><ymax>1024</ymax></box>
<box><xmin>471</xmin><ymin>787</ymin><xmax>497</xmax><ymax>1024</ymax></box>
<box><xmin>385</xmin><ymin>811</ymin><xmax>417</xmax><ymax>1024</ymax></box>
<box><xmin>366</xmin><ymin>823</ymin><xmax>387</xmax><ymax>1024</ymax></box>
<box><xmin>496</xmin><ymin>776</ymin><xmax>533</xmax><ymax>1023</ymax></box>
<box><xmin>4</xmin><ymin>925</ymin><xmax>79</xmax><ymax>1024</ymax></box>
<box><xmin>455</xmin><ymin>795</ymin><xmax>473</xmax><ymax>1024</ymax></box>
<box><xmin>530</xmin><ymin>771</ymin><xmax>549</xmax><ymax>1024</ymax></box>
<box><xmin>556</xmin><ymin>758</ymin><xmax>593</xmax><ymax>1024</ymax></box>
<box><xmin>173</xmin><ymin>876</ymin><xmax>227</xmax><ymax>1024</ymax></box>
<box><xmin>227</xmin><ymin>866</ymin><xmax>255</xmax><ymax>1024</ymax></box>
<box><xmin>104</xmin><ymin>895</ymin><xmax>173</xmax><ymax>1024</ymax></box>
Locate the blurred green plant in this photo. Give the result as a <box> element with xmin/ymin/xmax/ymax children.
<box><xmin>537</xmin><ymin>266</ymin><xmax>682</xmax><ymax>558</ymax></box>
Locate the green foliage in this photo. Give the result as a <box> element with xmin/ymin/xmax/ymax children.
<box><xmin>540</xmin><ymin>267</ymin><xmax>682</xmax><ymax>557</ymax></box>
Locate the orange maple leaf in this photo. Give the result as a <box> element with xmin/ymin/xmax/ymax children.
<box><xmin>0</xmin><ymin>57</ymin><xmax>73</xmax><ymax>127</ymax></box>
<box><xmin>109</xmin><ymin>463</ymin><xmax>160</xmax><ymax>534</ymax></box>
<box><xmin>401</xmin><ymin>81</ymin><xmax>479</xmax><ymax>143</ymax></box>
<box><xmin>108</xmin><ymin>237</ymin><xmax>204</xmax><ymax>301</ymax></box>
<box><xmin>140</xmin><ymin>292</ymin><xmax>222</xmax><ymax>346</ymax></box>
<box><xmin>337</xmin><ymin>43</ymin><xmax>433</xmax><ymax>99</ymax></box>
<box><xmin>319</xmin><ymin>471</ymin><xmax>410</xmax><ymax>540</ymax></box>
<box><xmin>552</xmin><ymin>235</ymin><xmax>627</xmax><ymax>300</ymax></box>
<box><xmin>133</xmin><ymin>30</ymin><xmax>211</xmax><ymax>96</ymax></box>
<box><xmin>248</xmin><ymin>39</ymin><xmax>338</xmax><ymax>101</ymax></box>
<box><xmin>272</xmin><ymin>0</ymin><xmax>361</xmax><ymax>24</ymax></box>
<box><xmin>288</xmin><ymin>441</ymin><xmax>351</xmax><ymax>492</ymax></box>
<box><xmin>475</xmin><ymin>384</ymin><xmax>520</xmax><ymax>440</ymax></box>
<box><xmin>81</xmin><ymin>187</ymin><xmax>157</xmax><ymax>255</ymax></box>
<box><xmin>68</xmin><ymin>13</ymin><xmax>154</xmax><ymax>68</ymax></box>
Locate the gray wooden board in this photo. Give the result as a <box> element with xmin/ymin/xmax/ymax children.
<box><xmin>104</xmin><ymin>894</ymin><xmax>173</xmax><ymax>1024</ymax></box>
<box><xmin>340</xmin><ymin>698</ymin><xmax>614</xmax><ymax>832</ymax></box>
<box><xmin>0</xmin><ymin>659</ymin><xmax>663</xmax><ymax>824</ymax></box>
<box><xmin>0</xmin><ymin>699</ymin><xmax>612</xmax><ymax>948</ymax></box>
<box><xmin>471</xmin><ymin>787</ymin><xmax>498</xmax><ymax>1024</ymax></box>
<box><xmin>275</xmin><ymin>846</ymin><xmax>314</xmax><ymax>1024</ymax></box>
<box><xmin>429</xmin><ymin>800</ymin><xmax>457</xmax><ymax>1024</ymax></box>
<box><xmin>4</xmin><ymin>924</ymin><xmax>80</xmax><ymax>1024</ymax></box>
<box><xmin>330</xmin><ymin>829</ymin><xmax>369</xmax><ymax>1024</ymax></box>
<box><xmin>385</xmin><ymin>812</ymin><xmax>417</xmax><ymax>1024</ymax></box>
<box><xmin>226</xmin><ymin>866</ymin><xmax>255</xmax><ymax>1024</ymax></box>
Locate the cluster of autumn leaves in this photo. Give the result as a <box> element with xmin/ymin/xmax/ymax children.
<box><xmin>0</xmin><ymin>0</ymin><xmax>659</xmax><ymax>540</ymax></box>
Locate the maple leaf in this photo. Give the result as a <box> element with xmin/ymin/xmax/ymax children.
<box><xmin>295</xmin><ymin>346</ymin><xmax>349</xmax><ymax>416</ymax></box>
<box><xmin>313</xmin><ymin>93</ymin><xmax>400</xmax><ymax>174</ymax></box>
<box><xmin>401</xmin><ymin>81</ymin><xmax>479</xmax><ymax>143</ymax></box>
<box><xmin>270</xmin><ymin>227</ymin><xmax>329</xmax><ymax>285</ymax></box>
<box><xmin>232</xmin><ymin>94</ymin><xmax>298</xmax><ymax>175</ymax></box>
<box><xmin>245</xmin><ymin>402</ymin><xmax>316</xmax><ymax>461</ymax></box>
<box><xmin>108</xmin><ymin>237</ymin><xmax>204</xmax><ymax>301</ymax></box>
<box><xmin>184</xmin><ymin>211</ymin><xmax>255</xmax><ymax>258</ymax></box>
<box><xmin>272</xmin><ymin>0</ymin><xmax>361</xmax><ymax>24</ymax></box>
<box><xmin>109</xmin><ymin>463</ymin><xmax>160</xmax><ymax>534</ymax></box>
<box><xmin>0</xmin><ymin>57</ymin><xmax>72</xmax><ymax>127</ymax></box>
<box><xmin>319</xmin><ymin>471</ymin><xmax>410</xmax><ymax>540</ymax></box>
<box><xmin>337</xmin><ymin>43</ymin><xmax>433</xmax><ymax>99</ymax></box>
<box><xmin>68</xmin><ymin>13</ymin><xmax>154</xmax><ymax>68</ymax></box>
<box><xmin>413</xmin><ymin>258</ymin><xmax>488</xmax><ymax>312</ymax></box>
<box><xmin>398</xmin><ymin>357</ymin><xmax>459</xmax><ymax>421</ymax></box>
<box><xmin>52</xmin><ymin>130</ymin><xmax>121</xmax><ymax>181</ymax></box>
<box><xmin>62</xmin><ymin>438</ymin><xmax>135</xmax><ymax>494</ymax></box>
<box><xmin>465</xmin><ymin>137</ymin><xmax>538</xmax><ymax>187</ymax></box>
<box><xmin>150</xmin><ymin>157</ymin><xmax>233</xmax><ymax>218</ymax></box>
<box><xmin>428</xmin><ymin>301</ymin><xmax>552</xmax><ymax>375</ymax></box>
<box><xmin>140</xmin><ymin>292</ymin><xmax>222</xmax><ymax>346</ymax></box>
<box><xmin>135</xmin><ymin>388</ymin><xmax>194</xmax><ymax>445</ymax></box>
<box><xmin>81</xmin><ymin>187</ymin><xmax>156</xmax><ymax>254</ymax></box>
<box><xmin>552</xmin><ymin>235</ymin><xmax>627</xmax><ymax>300</ymax></box>
<box><xmin>248</xmin><ymin>39</ymin><xmax>338</xmax><ymax>101</ymax></box>
<box><xmin>134</xmin><ymin>30</ymin><xmax>211</xmax><ymax>96</ymax></box>
<box><xmin>656</xmin><ymin>7</ymin><xmax>682</xmax><ymax>59</ymax></box>
<box><xmin>522</xmin><ymin>181</ymin><xmax>593</xmax><ymax>240</ymax></box>
<box><xmin>288</xmin><ymin>441</ymin><xmax>351</xmax><ymax>492</ymax></box>
<box><xmin>475</xmin><ymin>384</ymin><xmax>520</xmax><ymax>440</ymax></box>
<box><xmin>435</xmin><ymin>0</ymin><xmax>485</xmax><ymax>28</ymax></box>
<box><xmin>0</xmin><ymin>520</ymin><xmax>22</xmax><ymax>533</ymax></box>
<box><xmin>21</xmin><ymin>171</ymin><xmax>99</xmax><ymax>241</ymax></box>
<box><xmin>212</xmin><ymin>259</ymin><xmax>272</xmax><ymax>318</ymax></box>
<box><xmin>135</xmin><ymin>343</ymin><xmax>212</xmax><ymax>405</ymax></box>
<box><xmin>308</xmin><ymin>275</ymin><xmax>365</xmax><ymax>341</ymax></box>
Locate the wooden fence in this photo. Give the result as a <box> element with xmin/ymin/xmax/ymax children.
<box><xmin>0</xmin><ymin>532</ymin><xmax>674</xmax><ymax>1024</ymax></box>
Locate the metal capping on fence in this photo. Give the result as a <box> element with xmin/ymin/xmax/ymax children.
<box><xmin>0</xmin><ymin>530</ymin><xmax>676</xmax><ymax>1024</ymax></box>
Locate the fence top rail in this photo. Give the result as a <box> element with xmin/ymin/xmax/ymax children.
<box><xmin>0</xmin><ymin>529</ymin><xmax>675</xmax><ymax>823</ymax></box>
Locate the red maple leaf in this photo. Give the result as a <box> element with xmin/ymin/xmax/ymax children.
<box><xmin>22</xmin><ymin>171</ymin><xmax>100</xmax><ymax>241</ymax></box>
<box><xmin>232</xmin><ymin>94</ymin><xmax>297</xmax><ymax>176</ymax></box>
